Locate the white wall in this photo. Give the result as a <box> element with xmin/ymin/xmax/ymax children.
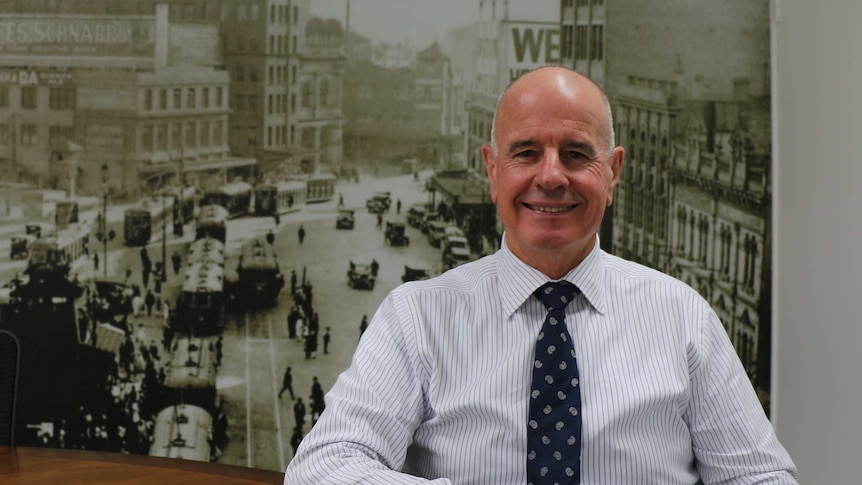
<box><xmin>772</xmin><ymin>0</ymin><xmax>862</xmax><ymax>482</ymax></box>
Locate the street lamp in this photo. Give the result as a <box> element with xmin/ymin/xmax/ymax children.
<box><xmin>161</xmin><ymin>193</ymin><xmax>167</xmax><ymax>282</ymax></box>
<box><xmin>96</xmin><ymin>163</ymin><xmax>115</xmax><ymax>276</ymax></box>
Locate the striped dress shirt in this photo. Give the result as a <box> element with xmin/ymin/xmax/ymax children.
<box><xmin>284</xmin><ymin>238</ymin><xmax>798</xmax><ymax>484</ymax></box>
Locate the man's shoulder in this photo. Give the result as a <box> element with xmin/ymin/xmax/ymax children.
<box><xmin>602</xmin><ymin>251</ymin><xmax>699</xmax><ymax>294</ymax></box>
<box><xmin>394</xmin><ymin>253</ymin><xmax>498</xmax><ymax>298</ymax></box>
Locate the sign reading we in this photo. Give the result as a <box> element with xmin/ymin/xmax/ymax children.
<box><xmin>507</xmin><ymin>22</ymin><xmax>560</xmax><ymax>82</ymax></box>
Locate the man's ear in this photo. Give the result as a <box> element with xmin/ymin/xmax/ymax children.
<box><xmin>482</xmin><ymin>144</ymin><xmax>498</xmax><ymax>203</ymax></box>
<box><xmin>606</xmin><ymin>146</ymin><xmax>625</xmax><ymax>206</ymax></box>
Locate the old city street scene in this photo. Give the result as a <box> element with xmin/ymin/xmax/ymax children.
<box><xmin>0</xmin><ymin>0</ymin><xmax>771</xmax><ymax>473</ymax></box>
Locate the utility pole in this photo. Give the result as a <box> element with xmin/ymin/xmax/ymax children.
<box><xmin>100</xmin><ymin>164</ymin><xmax>109</xmax><ymax>276</ymax></box>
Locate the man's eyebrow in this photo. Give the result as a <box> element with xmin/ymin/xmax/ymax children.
<box><xmin>562</xmin><ymin>140</ymin><xmax>599</xmax><ymax>158</ymax></box>
<box><xmin>505</xmin><ymin>139</ymin><xmax>537</xmax><ymax>154</ymax></box>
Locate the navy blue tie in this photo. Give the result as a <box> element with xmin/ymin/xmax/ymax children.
<box><xmin>527</xmin><ymin>281</ymin><xmax>581</xmax><ymax>485</ymax></box>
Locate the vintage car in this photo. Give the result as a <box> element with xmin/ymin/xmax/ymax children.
<box><xmin>366</xmin><ymin>191</ymin><xmax>391</xmax><ymax>213</ymax></box>
<box><xmin>426</xmin><ymin>220</ymin><xmax>449</xmax><ymax>247</ymax></box>
<box><xmin>384</xmin><ymin>220</ymin><xmax>409</xmax><ymax>246</ymax></box>
<box><xmin>420</xmin><ymin>211</ymin><xmax>439</xmax><ymax>234</ymax></box>
<box><xmin>401</xmin><ymin>263</ymin><xmax>431</xmax><ymax>283</ymax></box>
<box><xmin>9</xmin><ymin>234</ymin><xmax>36</xmax><ymax>260</ymax></box>
<box><xmin>406</xmin><ymin>204</ymin><xmax>427</xmax><ymax>228</ymax></box>
<box><xmin>442</xmin><ymin>235</ymin><xmax>472</xmax><ymax>270</ymax></box>
<box><xmin>336</xmin><ymin>209</ymin><xmax>355</xmax><ymax>229</ymax></box>
<box><xmin>347</xmin><ymin>258</ymin><xmax>376</xmax><ymax>290</ymax></box>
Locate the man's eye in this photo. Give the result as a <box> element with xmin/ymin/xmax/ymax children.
<box><xmin>514</xmin><ymin>150</ymin><xmax>538</xmax><ymax>158</ymax></box>
<box><xmin>564</xmin><ymin>151</ymin><xmax>588</xmax><ymax>160</ymax></box>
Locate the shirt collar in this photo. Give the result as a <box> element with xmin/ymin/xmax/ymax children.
<box><xmin>497</xmin><ymin>234</ymin><xmax>608</xmax><ymax>318</ymax></box>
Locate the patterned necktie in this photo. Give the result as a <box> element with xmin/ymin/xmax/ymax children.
<box><xmin>527</xmin><ymin>281</ymin><xmax>581</xmax><ymax>485</ymax></box>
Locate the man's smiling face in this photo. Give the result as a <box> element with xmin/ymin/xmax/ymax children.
<box><xmin>482</xmin><ymin>68</ymin><xmax>623</xmax><ymax>277</ymax></box>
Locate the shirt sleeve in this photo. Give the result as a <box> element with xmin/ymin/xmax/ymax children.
<box><xmin>687</xmin><ymin>303</ymin><xmax>799</xmax><ymax>484</ymax></box>
<box><xmin>284</xmin><ymin>291</ymin><xmax>451</xmax><ymax>485</ymax></box>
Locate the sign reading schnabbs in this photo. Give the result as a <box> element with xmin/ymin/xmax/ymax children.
<box><xmin>0</xmin><ymin>16</ymin><xmax>155</xmax><ymax>58</ymax></box>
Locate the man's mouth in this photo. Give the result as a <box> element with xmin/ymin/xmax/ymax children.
<box><xmin>524</xmin><ymin>203</ymin><xmax>577</xmax><ymax>213</ymax></box>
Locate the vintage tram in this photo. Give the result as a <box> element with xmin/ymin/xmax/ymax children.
<box><xmin>253</xmin><ymin>180</ymin><xmax>307</xmax><ymax>216</ymax></box>
<box><xmin>123</xmin><ymin>196</ymin><xmax>174</xmax><ymax>246</ymax></box>
<box><xmin>194</xmin><ymin>205</ymin><xmax>229</xmax><ymax>243</ymax></box>
<box><xmin>235</xmin><ymin>239</ymin><xmax>283</xmax><ymax>307</ymax></box>
<box><xmin>176</xmin><ymin>261</ymin><xmax>225</xmax><ymax>336</ymax></box>
<box><xmin>160</xmin><ymin>336</ymin><xmax>220</xmax><ymax>412</ymax></box>
<box><xmin>201</xmin><ymin>181</ymin><xmax>253</xmax><ymax>219</ymax></box>
<box><xmin>148</xmin><ymin>404</ymin><xmax>213</xmax><ymax>461</ymax></box>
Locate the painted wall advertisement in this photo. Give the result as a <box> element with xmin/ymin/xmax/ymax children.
<box><xmin>0</xmin><ymin>16</ymin><xmax>154</xmax><ymax>58</ymax></box>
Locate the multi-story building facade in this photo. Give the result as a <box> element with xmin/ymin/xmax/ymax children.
<box><xmin>0</xmin><ymin>4</ymin><xmax>246</xmax><ymax>196</ymax></box>
<box><xmin>293</xmin><ymin>16</ymin><xmax>344</xmax><ymax>174</ymax></box>
<box><xmin>1</xmin><ymin>0</ymin><xmax>345</xmax><ymax>189</ymax></box>
<box><xmin>560</xmin><ymin>0</ymin><xmax>773</xmax><ymax>403</ymax></box>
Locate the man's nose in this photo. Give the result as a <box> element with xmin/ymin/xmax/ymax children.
<box><xmin>535</xmin><ymin>151</ymin><xmax>568</xmax><ymax>189</ymax></box>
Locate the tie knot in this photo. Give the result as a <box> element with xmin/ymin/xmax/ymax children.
<box><xmin>534</xmin><ymin>281</ymin><xmax>578</xmax><ymax>312</ymax></box>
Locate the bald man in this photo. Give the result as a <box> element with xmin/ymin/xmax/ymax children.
<box><xmin>284</xmin><ymin>66</ymin><xmax>797</xmax><ymax>485</ymax></box>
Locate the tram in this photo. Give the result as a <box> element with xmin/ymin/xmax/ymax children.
<box><xmin>194</xmin><ymin>205</ymin><xmax>229</xmax><ymax>243</ymax></box>
<box><xmin>148</xmin><ymin>404</ymin><xmax>213</xmax><ymax>461</ymax></box>
<box><xmin>235</xmin><ymin>239</ymin><xmax>284</xmax><ymax>307</ymax></box>
<box><xmin>176</xmin><ymin>261</ymin><xmax>225</xmax><ymax>336</ymax></box>
<box><xmin>186</xmin><ymin>237</ymin><xmax>225</xmax><ymax>268</ymax></box>
<box><xmin>161</xmin><ymin>336</ymin><xmax>219</xmax><ymax>412</ymax></box>
<box><xmin>123</xmin><ymin>196</ymin><xmax>174</xmax><ymax>246</ymax></box>
<box><xmin>253</xmin><ymin>180</ymin><xmax>307</xmax><ymax>216</ymax></box>
<box><xmin>300</xmin><ymin>173</ymin><xmax>337</xmax><ymax>203</ymax></box>
<box><xmin>26</xmin><ymin>223</ymin><xmax>91</xmax><ymax>279</ymax></box>
<box><xmin>201</xmin><ymin>181</ymin><xmax>253</xmax><ymax>219</ymax></box>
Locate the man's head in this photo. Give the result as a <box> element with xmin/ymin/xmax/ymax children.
<box><xmin>482</xmin><ymin>66</ymin><xmax>624</xmax><ymax>278</ymax></box>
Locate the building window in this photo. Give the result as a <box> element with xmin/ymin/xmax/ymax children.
<box><xmin>301</xmin><ymin>82</ymin><xmax>312</xmax><ymax>108</ymax></box>
<box><xmin>0</xmin><ymin>124</ymin><xmax>8</xmax><ymax>144</ymax></box>
<box><xmin>293</xmin><ymin>6</ymin><xmax>298</xmax><ymax>23</ymax></box>
<box><xmin>156</xmin><ymin>125</ymin><xmax>167</xmax><ymax>150</ymax></box>
<box><xmin>49</xmin><ymin>87</ymin><xmax>76</xmax><ymax>110</ymax></box>
<box><xmin>320</xmin><ymin>78</ymin><xmax>330</xmax><ymax>107</ymax></box>
<box><xmin>213</xmin><ymin>121</ymin><xmax>223</xmax><ymax>145</ymax></box>
<box><xmin>292</xmin><ymin>35</ymin><xmax>297</xmax><ymax>53</ymax></box>
<box><xmin>215</xmin><ymin>87</ymin><xmax>223</xmax><ymax>107</ymax></box>
<box><xmin>171</xmin><ymin>123</ymin><xmax>182</xmax><ymax>149</ymax></box>
<box><xmin>141</xmin><ymin>125</ymin><xmax>153</xmax><ymax>151</ymax></box>
<box><xmin>268</xmin><ymin>95</ymin><xmax>274</xmax><ymax>114</ymax></box>
<box><xmin>172</xmin><ymin>88</ymin><xmax>182</xmax><ymax>109</ymax></box>
<box><xmin>234</xmin><ymin>94</ymin><xmax>244</xmax><ymax>111</ymax></box>
<box><xmin>160</xmin><ymin>89</ymin><xmax>168</xmax><ymax>109</ymax></box>
<box><xmin>576</xmin><ymin>26</ymin><xmax>588</xmax><ymax>60</ymax></box>
<box><xmin>591</xmin><ymin>25</ymin><xmax>604</xmax><ymax>61</ymax></box>
<box><xmin>202</xmin><ymin>87</ymin><xmax>210</xmax><ymax>108</ymax></box>
<box><xmin>185</xmin><ymin>123</ymin><xmax>196</xmax><ymax>148</ymax></box>
<box><xmin>21</xmin><ymin>86</ymin><xmax>37</xmax><ymax>109</ymax></box>
<box><xmin>236</xmin><ymin>64</ymin><xmax>245</xmax><ymax>82</ymax></box>
<box><xmin>0</xmin><ymin>86</ymin><xmax>8</xmax><ymax>107</ymax></box>
<box><xmin>269</xmin><ymin>35</ymin><xmax>275</xmax><ymax>54</ymax></box>
<box><xmin>270</xmin><ymin>4</ymin><xmax>276</xmax><ymax>22</ymax></box>
<box><xmin>290</xmin><ymin>93</ymin><xmax>296</xmax><ymax>112</ymax></box>
<box><xmin>267</xmin><ymin>126</ymin><xmax>272</xmax><ymax>146</ymax></box>
<box><xmin>187</xmin><ymin>88</ymin><xmax>196</xmax><ymax>109</ymax></box>
<box><xmin>200</xmin><ymin>122</ymin><xmax>210</xmax><ymax>146</ymax></box>
<box><xmin>269</xmin><ymin>66</ymin><xmax>275</xmax><ymax>85</ymax></box>
<box><xmin>144</xmin><ymin>89</ymin><xmax>153</xmax><ymax>110</ymax></box>
<box><xmin>248</xmin><ymin>95</ymin><xmax>257</xmax><ymax>112</ymax></box>
<box><xmin>291</xmin><ymin>65</ymin><xmax>297</xmax><ymax>83</ymax></box>
<box><xmin>249</xmin><ymin>66</ymin><xmax>258</xmax><ymax>83</ymax></box>
<box><xmin>561</xmin><ymin>25</ymin><xmax>573</xmax><ymax>59</ymax></box>
<box><xmin>20</xmin><ymin>124</ymin><xmax>37</xmax><ymax>145</ymax></box>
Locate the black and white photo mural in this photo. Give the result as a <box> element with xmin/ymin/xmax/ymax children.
<box><xmin>0</xmin><ymin>0</ymin><xmax>771</xmax><ymax>473</ymax></box>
